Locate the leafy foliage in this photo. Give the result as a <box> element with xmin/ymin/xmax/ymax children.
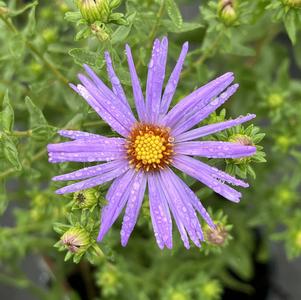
<box><xmin>0</xmin><ymin>0</ymin><xmax>300</xmax><ymax>299</ymax></box>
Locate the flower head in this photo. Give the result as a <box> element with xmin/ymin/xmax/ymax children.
<box><xmin>48</xmin><ymin>37</ymin><xmax>256</xmax><ymax>249</ymax></box>
<box><xmin>61</xmin><ymin>227</ymin><xmax>90</xmax><ymax>253</ymax></box>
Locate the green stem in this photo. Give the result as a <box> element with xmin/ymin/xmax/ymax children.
<box><xmin>0</xmin><ymin>15</ymin><xmax>69</xmax><ymax>85</ymax></box>
<box><xmin>11</xmin><ymin>130</ymin><xmax>32</xmax><ymax>137</ymax></box>
<box><xmin>136</xmin><ymin>0</ymin><xmax>165</xmax><ymax>70</ymax></box>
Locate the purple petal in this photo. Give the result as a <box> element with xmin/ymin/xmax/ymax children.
<box><xmin>125</xmin><ymin>44</ymin><xmax>146</xmax><ymax>122</ymax></box>
<box><xmin>161</xmin><ymin>72</ymin><xmax>234</xmax><ymax>128</ymax></box>
<box><xmin>172</xmin><ymin>84</ymin><xmax>239</xmax><ymax>136</ymax></box>
<box><xmin>48</xmin><ymin>138</ymin><xmax>125</xmax><ymax>153</ymax></box>
<box><xmin>71</xmin><ymin>84</ymin><xmax>129</xmax><ymax>137</ymax></box>
<box><xmin>148</xmin><ymin>172</ymin><xmax>173</xmax><ymax>249</ymax></box>
<box><xmin>159</xmin><ymin>169</ymin><xmax>204</xmax><ymax>248</ymax></box>
<box><xmin>82</xmin><ymin>64</ymin><xmax>136</xmax><ymax>122</ymax></box>
<box><xmin>58</xmin><ymin>130</ymin><xmax>109</xmax><ymax>140</ymax></box>
<box><xmin>48</xmin><ymin>151</ymin><xmax>124</xmax><ymax>163</ymax></box>
<box><xmin>170</xmin><ymin>173</ymin><xmax>215</xmax><ymax>228</ymax></box>
<box><xmin>97</xmin><ymin>169</ymin><xmax>136</xmax><ymax>241</ymax></box>
<box><xmin>176</xmin><ymin>114</ymin><xmax>256</xmax><ymax>142</ymax></box>
<box><xmin>160</xmin><ymin>41</ymin><xmax>189</xmax><ymax>118</ymax></box>
<box><xmin>55</xmin><ymin>164</ymin><xmax>129</xmax><ymax>194</ymax></box>
<box><xmin>174</xmin><ymin>141</ymin><xmax>256</xmax><ymax>159</ymax></box>
<box><xmin>78</xmin><ymin>74</ymin><xmax>135</xmax><ymax>129</ymax></box>
<box><xmin>146</xmin><ymin>37</ymin><xmax>168</xmax><ymax>123</ymax></box>
<box><xmin>173</xmin><ymin>155</ymin><xmax>243</xmax><ymax>202</ymax></box>
<box><xmin>52</xmin><ymin>159</ymin><xmax>128</xmax><ymax>181</ymax></box>
<box><xmin>104</xmin><ymin>51</ymin><xmax>129</xmax><ymax>108</ymax></box>
<box><xmin>120</xmin><ymin>171</ymin><xmax>147</xmax><ymax>246</ymax></box>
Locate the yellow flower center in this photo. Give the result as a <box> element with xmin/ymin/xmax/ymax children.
<box><xmin>126</xmin><ymin>123</ymin><xmax>174</xmax><ymax>172</ymax></box>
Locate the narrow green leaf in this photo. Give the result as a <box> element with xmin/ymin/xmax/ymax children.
<box><xmin>0</xmin><ymin>182</ymin><xmax>8</xmax><ymax>215</ymax></box>
<box><xmin>24</xmin><ymin>6</ymin><xmax>36</xmax><ymax>37</ymax></box>
<box><xmin>284</xmin><ymin>11</ymin><xmax>297</xmax><ymax>45</ymax></box>
<box><xmin>64</xmin><ymin>11</ymin><xmax>82</xmax><ymax>23</ymax></box>
<box><xmin>69</xmin><ymin>48</ymin><xmax>105</xmax><ymax>68</ymax></box>
<box><xmin>1</xmin><ymin>90</ymin><xmax>14</xmax><ymax>132</ymax></box>
<box><xmin>111</xmin><ymin>12</ymin><xmax>136</xmax><ymax>45</ymax></box>
<box><xmin>25</xmin><ymin>96</ymin><xmax>48</xmax><ymax>128</ymax></box>
<box><xmin>8</xmin><ymin>34</ymin><xmax>25</xmax><ymax>59</ymax></box>
<box><xmin>3</xmin><ymin>135</ymin><xmax>22</xmax><ymax>170</ymax></box>
<box><xmin>165</xmin><ymin>0</ymin><xmax>183</xmax><ymax>29</ymax></box>
<box><xmin>25</xmin><ymin>97</ymin><xmax>56</xmax><ymax>141</ymax></box>
<box><xmin>162</xmin><ymin>20</ymin><xmax>203</xmax><ymax>33</ymax></box>
<box><xmin>8</xmin><ymin>1</ymin><xmax>38</xmax><ymax>17</ymax></box>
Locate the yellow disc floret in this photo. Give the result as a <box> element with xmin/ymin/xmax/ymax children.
<box><xmin>126</xmin><ymin>123</ymin><xmax>174</xmax><ymax>172</ymax></box>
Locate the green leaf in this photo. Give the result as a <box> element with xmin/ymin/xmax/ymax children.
<box><xmin>69</xmin><ymin>48</ymin><xmax>105</xmax><ymax>68</ymax></box>
<box><xmin>75</xmin><ymin>27</ymin><xmax>91</xmax><ymax>41</ymax></box>
<box><xmin>111</xmin><ymin>12</ymin><xmax>136</xmax><ymax>45</ymax></box>
<box><xmin>24</xmin><ymin>6</ymin><xmax>36</xmax><ymax>37</ymax></box>
<box><xmin>64</xmin><ymin>11</ymin><xmax>82</xmax><ymax>23</ymax></box>
<box><xmin>0</xmin><ymin>182</ymin><xmax>8</xmax><ymax>216</ymax></box>
<box><xmin>8</xmin><ymin>1</ymin><xmax>38</xmax><ymax>17</ymax></box>
<box><xmin>162</xmin><ymin>20</ymin><xmax>203</xmax><ymax>33</ymax></box>
<box><xmin>1</xmin><ymin>90</ymin><xmax>14</xmax><ymax>132</ymax></box>
<box><xmin>2</xmin><ymin>135</ymin><xmax>22</xmax><ymax>170</ymax></box>
<box><xmin>25</xmin><ymin>96</ymin><xmax>48</xmax><ymax>128</ymax></box>
<box><xmin>284</xmin><ymin>11</ymin><xmax>297</xmax><ymax>44</ymax></box>
<box><xmin>25</xmin><ymin>97</ymin><xmax>56</xmax><ymax>141</ymax></box>
<box><xmin>8</xmin><ymin>34</ymin><xmax>25</xmax><ymax>59</ymax></box>
<box><xmin>165</xmin><ymin>0</ymin><xmax>183</xmax><ymax>29</ymax></box>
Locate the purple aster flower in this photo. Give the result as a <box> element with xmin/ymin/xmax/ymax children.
<box><xmin>48</xmin><ymin>37</ymin><xmax>256</xmax><ymax>249</ymax></box>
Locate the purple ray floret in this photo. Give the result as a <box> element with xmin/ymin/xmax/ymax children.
<box><xmin>48</xmin><ymin>37</ymin><xmax>257</xmax><ymax>249</ymax></box>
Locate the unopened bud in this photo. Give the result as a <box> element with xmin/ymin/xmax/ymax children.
<box><xmin>170</xmin><ymin>292</ymin><xmax>187</xmax><ymax>300</ymax></box>
<box><xmin>229</xmin><ymin>134</ymin><xmax>254</xmax><ymax>164</ymax></box>
<box><xmin>267</xmin><ymin>93</ymin><xmax>283</xmax><ymax>109</ymax></box>
<box><xmin>295</xmin><ymin>231</ymin><xmax>301</xmax><ymax>248</ymax></box>
<box><xmin>230</xmin><ymin>134</ymin><xmax>253</xmax><ymax>146</ymax></box>
<box><xmin>61</xmin><ymin>227</ymin><xmax>90</xmax><ymax>253</ymax></box>
<box><xmin>73</xmin><ymin>188</ymin><xmax>99</xmax><ymax>209</ymax></box>
<box><xmin>77</xmin><ymin>0</ymin><xmax>111</xmax><ymax>23</ymax></box>
<box><xmin>282</xmin><ymin>0</ymin><xmax>301</xmax><ymax>8</ymax></box>
<box><xmin>218</xmin><ymin>0</ymin><xmax>237</xmax><ymax>25</ymax></box>
<box><xmin>205</xmin><ymin>225</ymin><xmax>228</xmax><ymax>246</ymax></box>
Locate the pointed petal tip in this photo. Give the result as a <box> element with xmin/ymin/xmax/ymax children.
<box><xmin>55</xmin><ymin>189</ymin><xmax>65</xmax><ymax>195</ymax></box>
<box><xmin>125</xmin><ymin>44</ymin><xmax>131</xmax><ymax>52</ymax></box>
<box><xmin>161</xmin><ymin>36</ymin><xmax>168</xmax><ymax>45</ymax></box>
<box><xmin>121</xmin><ymin>239</ymin><xmax>128</xmax><ymax>247</ymax></box>
<box><xmin>183</xmin><ymin>41</ymin><xmax>189</xmax><ymax>50</ymax></box>
<box><xmin>97</xmin><ymin>231</ymin><xmax>104</xmax><ymax>242</ymax></box>
<box><xmin>184</xmin><ymin>242</ymin><xmax>190</xmax><ymax>250</ymax></box>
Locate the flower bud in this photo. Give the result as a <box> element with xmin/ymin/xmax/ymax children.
<box><xmin>295</xmin><ymin>231</ymin><xmax>301</xmax><ymax>248</ymax></box>
<box><xmin>205</xmin><ymin>225</ymin><xmax>228</xmax><ymax>246</ymax></box>
<box><xmin>218</xmin><ymin>0</ymin><xmax>237</xmax><ymax>25</ymax></box>
<box><xmin>61</xmin><ymin>227</ymin><xmax>90</xmax><ymax>253</ymax></box>
<box><xmin>73</xmin><ymin>188</ymin><xmax>100</xmax><ymax>209</ymax></box>
<box><xmin>229</xmin><ymin>134</ymin><xmax>254</xmax><ymax>164</ymax></box>
<box><xmin>170</xmin><ymin>292</ymin><xmax>187</xmax><ymax>300</ymax></box>
<box><xmin>201</xmin><ymin>280</ymin><xmax>223</xmax><ymax>300</ymax></box>
<box><xmin>282</xmin><ymin>0</ymin><xmax>301</xmax><ymax>8</ymax></box>
<box><xmin>275</xmin><ymin>135</ymin><xmax>291</xmax><ymax>152</ymax></box>
<box><xmin>267</xmin><ymin>93</ymin><xmax>283</xmax><ymax>109</ymax></box>
<box><xmin>77</xmin><ymin>0</ymin><xmax>111</xmax><ymax>23</ymax></box>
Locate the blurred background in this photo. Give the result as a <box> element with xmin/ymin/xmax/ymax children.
<box><xmin>1</xmin><ymin>0</ymin><xmax>301</xmax><ymax>299</ymax></box>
